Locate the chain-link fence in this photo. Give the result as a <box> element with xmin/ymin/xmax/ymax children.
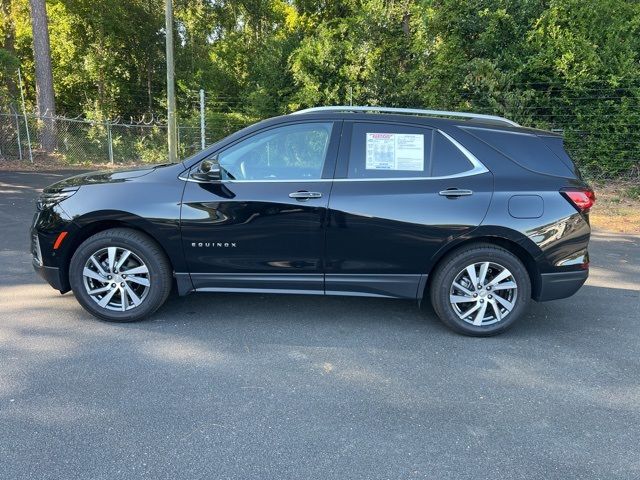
<box><xmin>0</xmin><ymin>112</ymin><xmax>224</xmax><ymax>165</ymax></box>
<box><xmin>1</xmin><ymin>102</ymin><xmax>639</xmax><ymax>181</ymax></box>
<box><xmin>0</xmin><ymin>109</ymin><xmax>24</xmax><ymax>161</ymax></box>
<box><xmin>0</xmin><ymin>105</ymin><xmax>259</xmax><ymax>165</ymax></box>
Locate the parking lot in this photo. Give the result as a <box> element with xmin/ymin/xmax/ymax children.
<box><xmin>1</xmin><ymin>170</ymin><xmax>639</xmax><ymax>479</ymax></box>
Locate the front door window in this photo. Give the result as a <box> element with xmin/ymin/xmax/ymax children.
<box><xmin>216</xmin><ymin>122</ymin><xmax>333</xmax><ymax>181</ymax></box>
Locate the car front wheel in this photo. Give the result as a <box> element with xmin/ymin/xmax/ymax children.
<box><xmin>429</xmin><ymin>244</ymin><xmax>531</xmax><ymax>336</ymax></box>
<box><xmin>69</xmin><ymin>228</ymin><xmax>172</xmax><ymax>322</ymax></box>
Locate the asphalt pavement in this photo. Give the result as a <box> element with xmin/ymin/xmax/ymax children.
<box><xmin>1</xmin><ymin>170</ymin><xmax>639</xmax><ymax>480</ymax></box>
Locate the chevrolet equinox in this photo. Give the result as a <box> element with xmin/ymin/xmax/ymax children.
<box><xmin>31</xmin><ymin>106</ymin><xmax>594</xmax><ymax>336</ymax></box>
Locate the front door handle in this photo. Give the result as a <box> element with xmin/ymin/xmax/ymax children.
<box><xmin>289</xmin><ymin>191</ymin><xmax>323</xmax><ymax>200</ymax></box>
<box><xmin>439</xmin><ymin>188</ymin><xmax>473</xmax><ymax>197</ymax></box>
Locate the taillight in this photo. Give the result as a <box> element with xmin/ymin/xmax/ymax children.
<box><xmin>561</xmin><ymin>188</ymin><xmax>596</xmax><ymax>213</ymax></box>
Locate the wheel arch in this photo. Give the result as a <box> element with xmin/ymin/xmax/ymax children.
<box><xmin>58</xmin><ymin>212</ymin><xmax>182</xmax><ymax>291</ymax></box>
<box><xmin>423</xmin><ymin>232</ymin><xmax>542</xmax><ymax>303</ymax></box>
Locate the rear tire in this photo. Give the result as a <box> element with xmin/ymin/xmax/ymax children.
<box><xmin>429</xmin><ymin>244</ymin><xmax>531</xmax><ymax>336</ymax></box>
<box><xmin>69</xmin><ymin>228</ymin><xmax>172</xmax><ymax>322</ymax></box>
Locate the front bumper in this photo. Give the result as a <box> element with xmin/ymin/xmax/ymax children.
<box><xmin>31</xmin><ymin>228</ymin><xmax>71</xmax><ymax>293</ymax></box>
<box><xmin>536</xmin><ymin>269</ymin><xmax>588</xmax><ymax>301</ymax></box>
<box><xmin>33</xmin><ymin>258</ymin><xmax>69</xmax><ymax>293</ymax></box>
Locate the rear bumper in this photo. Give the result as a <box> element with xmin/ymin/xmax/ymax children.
<box><xmin>33</xmin><ymin>258</ymin><xmax>69</xmax><ymax>293</ymax></box>
<box><xmin>535</xmin><ymin>269</ymin><xmax>588</xmax><ymax>301</ymax></box>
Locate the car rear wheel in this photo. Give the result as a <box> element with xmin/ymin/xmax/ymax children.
<box><xmin>69</xmin><ymin>228</ymin><xmax>172</xmax><ymax>322</ymax></box>
<box><xmin>429</xmin><ymin>244</ymin><xmax>531</xmax><ymax>336</ymax></box>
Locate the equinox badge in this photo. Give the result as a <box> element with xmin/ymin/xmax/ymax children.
<box><xmin>191</xmin><ymin>242</ymin><xmax>237</xmax><ymax>248</ymax></box>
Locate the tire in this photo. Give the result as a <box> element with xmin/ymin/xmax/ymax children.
<box><xmin>429</xmin><ymin>243</ymin><xmax>531</xmax><ymax>336</ymax></box>
<box><xmin>69</xmin><ymin>228</ymin><xmax>172</xmax><ymax>322</ymax></box>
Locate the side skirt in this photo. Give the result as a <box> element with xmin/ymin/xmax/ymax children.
<box><xmin>176</xmin><ymin>272</ymin><xmax>428</xmax><ymax>300</ymax></box>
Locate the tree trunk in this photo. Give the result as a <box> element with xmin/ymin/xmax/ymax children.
<box><xmin>402</xmin><ymin>1</ymin><xmax>411</xmax><ymax>37</ymax></box>
<box><xmin>28</xmin><ymin>0</ymin><xmax>56</xmax><ymax>152</ymax></box>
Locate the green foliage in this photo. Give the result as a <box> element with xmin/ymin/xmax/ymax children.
<box><xmin>627</xmin><ymin>186</ymin><xmax>640</xmax><ymax>200</ymax></box>
<box><xmin>0</xmin><ymin>47</ymin><xmax>19</xmax><ymax>102</ymax></box>
<box><xmin>0</xmin><ymin>48</ymin><xmax>19</xmax><ymax>73</ymax></box>
<box><xmin>1</xmin><ymin>0</ymin><xmax>639</xmax><ymax>177</ymax></box>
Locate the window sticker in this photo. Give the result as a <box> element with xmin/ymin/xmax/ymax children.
<box><xmin>365</xmin><ymin>133</ymin><xmax>424</xmax><ymax>171</ymax></box>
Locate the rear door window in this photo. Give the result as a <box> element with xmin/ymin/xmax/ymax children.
<box><xmin>347</xmin><ymin>123</ymin><xmax>433</xmax><ymax>179</ymax></box>
<box><xmin>346</xmin><ymin>123</ymin><xmax>478</xmax><ymax>179</ymax></box>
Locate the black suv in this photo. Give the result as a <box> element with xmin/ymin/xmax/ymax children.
<box><xmin>31</xmin><ymin>106</ymin><xmax>594</xmax><ymax>336</ymax></box>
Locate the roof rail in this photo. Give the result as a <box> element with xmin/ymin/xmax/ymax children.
<box><xmin>291</xmin><ymin>105</ymin><xmax>520</xmax><ymax>127</ymax></box>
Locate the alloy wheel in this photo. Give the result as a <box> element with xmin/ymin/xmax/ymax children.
<box><xmin>82</xmin><ymin>247</ymin><xmax>150</xmax><ymax>311</ymax></box>
<box><xmin>449</xmin><ymin>261</ymin><xmax>518</xmax><ymax>326</ymax></box>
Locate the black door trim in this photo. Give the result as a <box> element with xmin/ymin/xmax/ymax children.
<box><xmin>325</xmin><ymin>274</ymin><xmax>423</xmax><ymax>298</ymax></box>
<box><xmin>190</xmin><ymin>272</ymin><xmax>323</xmax><ymax>293</ymax></box>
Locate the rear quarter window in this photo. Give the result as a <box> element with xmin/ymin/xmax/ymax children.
<box><xmin>538</xmin><ymin>135</ymin><xmax>582</xmax><ymax>178</ymax></box>
<box><xmin>431</xmin><ymin>131</ymin><xmax>475</xmax><ymax>177</ymax></box>
<box><xmin>461</xmin><ymin>127</ymin><xmax>574</xmax><ymax>177</ymax></box>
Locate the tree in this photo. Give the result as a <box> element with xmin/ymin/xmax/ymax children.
<box><xmin>0</xmin><ymin>0</ymin><xmax>20</xmax><ymax>104</ymax></box>
<box><xmin>1</xmin><ymin>0</ymin><xmax>637</xmax><ymax>177</ymax></box>
<box><xmin>28</xmin><ymin>0</ymin><xmax>56</xmax><ymax>151</ymax></box>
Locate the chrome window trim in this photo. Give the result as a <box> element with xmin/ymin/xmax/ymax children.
<box><xmin>179</xmin><ymin>128</ymin><xmax>489</xmax><ymax>183</ymax></box>
<box><xmin>437</xmin><ymin>130</ymin><xmax>489</xmax><ymax>175</ymax></box>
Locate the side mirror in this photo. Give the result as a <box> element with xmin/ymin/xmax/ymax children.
<box><xmin>198</xmin><ymin>158</ymin><xmax>222</xmax><ymax>181</ymax></box>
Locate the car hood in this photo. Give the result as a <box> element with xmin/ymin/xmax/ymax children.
<box><xmin>43</xmin><ymin>166</ymin><xmax>166</xmax><ymax>193</ymax></box>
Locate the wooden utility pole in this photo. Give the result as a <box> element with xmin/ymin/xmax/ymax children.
<box><xmin>28</xmin><ymin>0</ymin><xmax>56</xmax><ymax>152</ymax></box>
<box><xmin>165</xmin><ymin>0</ymin><xmax>177</xmax><ymax>163</ymax></box>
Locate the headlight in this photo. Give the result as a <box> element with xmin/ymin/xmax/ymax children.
<box><xmin>36</xmin><ymin>189</ymin><xmax>78</xmax><ymax>210</ymax></box>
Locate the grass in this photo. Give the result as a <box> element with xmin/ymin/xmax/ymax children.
<box><xmin>589</xmin><ymin>180</ymin><xmax>640</xmax><ymax>234</ymax></box>
<box><xmin>0</xmin><ymin>152</ymin><xmax>146</xmax><ymax>171</ymax></box>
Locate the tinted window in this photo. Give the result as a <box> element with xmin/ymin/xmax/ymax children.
<box><xmin>348</xmin><ymin>123</ymin><xmax>433</xmax><ymax>178</ymax></box>
<box><xmin>216</xmin><ymin>122</ymin><xmax>332</xmax><ymax>180</ymax></box>
<box><xmin>462</xmin><ymin>127</ymin><xmax>574</xmax><ymax>177</ymax></box>
<box><xmin>538</xmin><ymin>135</ymin><xmax>581</xmax><ymax>178</ymax></box>
<box><xmin>431</xmin><ymin>131</ymin><xmax>474</xmax><ymax>176</ymax></box>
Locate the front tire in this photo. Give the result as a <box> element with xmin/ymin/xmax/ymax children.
<box><xmin>429</xmin><ymin>244</ymin><xmax>531</xmax><ymax>336</ymax></box>
<box><xmin>69</xmin><ymin>228</ymin><xmax>172</xmax><ymax>322</ymax></box>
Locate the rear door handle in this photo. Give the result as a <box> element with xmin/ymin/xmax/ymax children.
<box><xmin>439</xmin><ymin>188</ymin><xmax>473</xmax><ymax>197</ymax></box>
<box><xmin>289</xmin><ymin>191</ymin><xmax>323</xmax><ymax>200</ymax></box>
